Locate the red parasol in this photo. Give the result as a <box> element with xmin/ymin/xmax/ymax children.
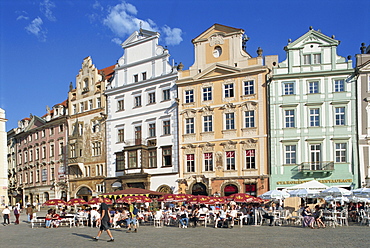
<box><xmin>87</xmin><ymin>197</ymin><xmax>113</xmax><ymax>205</ymax></box>
<box><xmin>43</xmin><ymin>199</ymin><xmax>66</xmax><ymax>206</ymax></box>
<box><xmin>66</xmin><ymin>198</ymin><xmax>87</xmax><ymax>206</ymax></box>
<box><xmin>116</xmin><ymin>195</ymin><xmax>152</xmax><ymax>204</ymax></box>
<box><xmin>209</xmin><ymin>196</ymin><xmax>228</xmax><ymax>204</ymax></box>
<box><xmin>157</xmin><ymin>194</ymin><xmax>192</xmax><ymax>202</ymax></box>
<box><xmin>228</xmin><ymin>193</ymin><xmax>257</xmax><ymax>203</ymax></box>
<box><xmin>187</xmin><ymin>195</ymin><xmax>212</xmax><ymax>204</ymax></box>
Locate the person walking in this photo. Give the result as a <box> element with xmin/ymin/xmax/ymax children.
<box><xmin>93</xmin><ymin>196</ymin><xmax>114</xmax><ymax>242</ymax></box>
<box><xmin>13</xmin><ymin>205</ymin><xmax>20</xmax><ymax>224</ymax></box>
<box><xmin>2</xmin><ymin>206</ymin><xmax>10</xmax><ymax>225</ymax></box>
<box><xmin>25</xmin><ymin>204</ymin><xmax>33</xmax><ymax>222</ymax></box>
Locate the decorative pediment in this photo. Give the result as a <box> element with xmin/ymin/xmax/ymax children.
<box><xmin>220</xmin><ymin>103</ymin><xmax>236</xmax><ymax>112</ymax></box>
<box><xmin>192</xmin><ymin>24</ymin><xmax>243</xmax><ymax>43</ymax></box>
<box><xmin>220</xmin><ymin>140</ymin><xmax>237</xmax><ymax>150</ymax></box>
<box><xmin>193</xmin><ymin>63</ymin><xmax>241</xmax><ymax>80</ymax></box>
<box><xmin>199</xmin><ymin>106</ymin><xmax>214</xmax><ymax>115</ymax></box>
<box><xmin>241</xmin><ymin>101</ymin><xmax>258</xmax><ymax>110</ymax></box>
<box><xmin>180</xmin><ymin>109</ymin><xmax>197</xmax><ymax>118</ymax></box>
<box><xmin>286</xmin><ymin>29</ymin><xmax>339</xmax><ymax>50</ymax></box>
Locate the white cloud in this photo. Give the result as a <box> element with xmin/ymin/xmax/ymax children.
<box><xmin>25</xmin><ymin>17</ymin><xmax>47</xmax><ymax>42</ymax></box>
<box><xmin>162</xmin><ymin>26</ymin><xmax>183</xmax><ymax>46</ymax></box>
<box><xmin>16</xmin><ymin>15</ymin><xmax>29</xmax><ymax>21</ymax></box>
<box><xmin>40</xmin><ymin>0</ymin><xmax>56</xmax><ymax>21</ymax></box>
<box><xmin>112</xmin><ymin>37</ymin><xmax>122</xmax><ymax>45</ymax></box>
<box><xmin>102</xmin><ymin>1</ymin><xmax>182</xmax><ymax>46</ymax></box>
<box><xmin>93</xmin><ymin>0</ymin><xmax>104</xmax><ymax>11</ymax></box>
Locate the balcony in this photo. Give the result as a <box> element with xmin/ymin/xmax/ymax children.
<box><xmin>298</xmin><ymin>161</ymin><xmax>334</xmax><ymax>175</ymax></box>
<box><xmin>68</xmin><ymin>157</ymin><xmax>84</xmax><ymax>164</ymax></box>
<box><xmin>123</xmin><ymin>139</ymin><xmax>155</xmax><ymax>147</ymax></box>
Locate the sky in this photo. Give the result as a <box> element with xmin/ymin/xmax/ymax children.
<box><xmin>0</xmin><ymin>0</ymin><xmax>369</xmax><ymax>130</ymax></box>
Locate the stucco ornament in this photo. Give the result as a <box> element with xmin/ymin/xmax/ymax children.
<box><xmin>209</xmin><ymin>34</ymin><xmax>224</xmax><ymax>47</ymax></box>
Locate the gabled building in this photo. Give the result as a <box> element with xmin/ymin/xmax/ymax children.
<box><xmin>356</xmin><ymin>43</ymin><xmax>370</xmax><ymax>187</ymax></box>
<box><xmin>67</xmin><ymin>56</ymin><xmax>114</xmax><ymax>201</ymax></box>
<box><xmin>269</xmin><ymin>27</ymin><xmax>358</xmax><ymax>190</ymax></box>
<box><xmin>104</xmin><ymin>29</ymin><xmax>179</xmax><ymax>193</ymax></box>
<box><xmin>12</xmin><ymin>101</ymin><xmax>68</xmax><ymax>206</ymax></box>
<box><xmin>177</xmin><ymin>24</ymin><xmax>276</xmax><ymax>196</ymax></box>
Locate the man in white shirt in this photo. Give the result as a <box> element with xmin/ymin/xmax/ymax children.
<box><xmin>2</xmin><ymin>206</ymin><xmax>11</xmax><ymax>225</ymax></box>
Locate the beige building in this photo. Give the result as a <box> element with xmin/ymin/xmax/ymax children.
<box><xmin>0</xmin><ymin>108</ymin><xmax>8</xmax><ymax>206</ymax></box>
<box><xmin>67</xmin><ymin>56</ymin><xmax>114</xmax><ymax>201</ymax></box>
<box><xmin>177</xmin><ymin>24</ymin><xmax>276</xmax><ymax>196</ymax></box>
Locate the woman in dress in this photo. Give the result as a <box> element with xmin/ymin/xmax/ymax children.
<box><xmin>302</xmin><ymin>206</ymin><xmax>315</xmax><ymax>229</ymax></box>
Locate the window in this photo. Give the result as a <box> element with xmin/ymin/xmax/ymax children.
<box><xmin>134</xmin><ymin>96</ymin><xmax>142</xmax><ymax>107</ymax></box>
<box><xmin>244</xmin><ymin>80</ymin><xmax>255</xmax><ymax>95</ymax></box>
<box><xmin>303</xmin><ymin>54</ymin><xmax>311</xmax><ymax>65</ymax></box>
<box><xmin>163</xmin><ymin>120</ymin><xmax>170</xmax><ymax>135</ymax></box>
<box><xmin>283</xmin><ymin>82</ymin><xmax>294</xmax><ymax>95</ymax></box>
<box><xmin>92</xmin><ymin>142</ymin><xmax>101</xmax><ymax>156</ymax></box>
<box><xmin>203</xmin><ymin>116</ymin><xmax>213</xmax><ymax>132</ymax></box>
<box><xmin>246</xmin><ymin>149</ymin><xmax>256</xmax><ymax>169</ymax></box>
<box><xmin>203</xmin><ymin>87</ymin><xmax>212</xmax><ymax>101</ymax></box>
<box><xmin>80</xmin><ymin>102</ymin><xmax>84</xmax><ymax>112</ymax></box>
<box><xmin>310</xmin><ymin>144</ymin><xmax>321</xmax><ymax>170</ymax></box>
<box><xmin>285</xmin><ymin>145</ymin><xmax>296</xmax><ymax>164</ymax></box>
<box><xmin>59</xmin><ymin>124</ymin><xmax>64</xmax><ymax>132</ymax></box>
<box><xmin>163</xmin><ymin>89</ymin><xmax>170</xmax><ymax>101</ymax></box>
<box><xmin>29</xmin><ymin>150</ymin><xmax>33</xmax><ymax>161</ymax></box>
<box><xmin>116</xmin><ymin>152</ymin><xmax>125</xmax><ymax>171</ymax></box>
<box><xmin>70</xmin><ymin>144</ymin><xmax>76</xmax><ymax>158</ymax></box>
<box><xmin>50</xmin><ymin>144</ymin><xmax>54</xmax><ymax>157</ymax></box>
<box><xmin>42</xmin><ymin>169</ymin><xmax>47</xmax><ymax>182</ymax></box>
<box><xmin>128</xmin><ymin>151</ymin><xmax>137</xmax><ymax>168</ymax></box>
<box><xmin>89</xmin><ymin>100</ymin><xmax>93</xmax><ymax>110</ymax></box>
<box><xmin>36</xmin><ymin>170</ymin><xmax>40</xmax><ymax>182</ymax></box>
<box><xmin>335</xmin><ymin>143</ymin><xmax>346</xmax><ymax>162</ymax></box>
<box><xmin>51</xmin><ymin>168</ymin><xmax>55</xmax><ymax>180</ymax></box>
<box><xmin>149</xmin><ymin>123</ymin><xmax>156</xmax><ymax>137</ymax></box>
<box><xmin>28</xmin><ymin>135</ymin><xmax>32</xmax><ymax>142</ymax></box>
<box><xmin>185</xmin><ymin>118</ymin><xmax>195</xmax><ymax>134</ymax></box>
<box><xmin>186</xmin><ymin>154</ymin><xmax>195</xmax><ymax>172</ymax></box>
<box><xmin>245</xmin><ymin>111</ymin><xmax>255</xmax><ymax>128</ymax></box>
<box><xmin>118</xmin><ymin>129</ymin><xmax>124</xmax><ymax>142</ymax></box>
<box><xmin>309</xmin><ymin>108</ymin><xmax>320</xmax><ymax>127</ymax></box>
<box><xmin>29</xmin><ymin>171</ymin><xmax>33</xmax><ymax>183</ymax></box>
<box><xmin>42</xmin><ymin>146</ymin><xmax>46</xmax><ymax>159</ymax></box>
<box><xmin>59</xmin><ymin>142</ymin><xmax>64</xmax><ymax>155</ymax></box>
<box><xmin>134</xmin><ymin>74</ymin><xmax>139</xmax><ymax>82</ymax></box>
<box><xmin>73</xmin><ymin>104</ymin><xmax>77</xmax><ymax>114</ymax></box>
<box><xmin>308</xmin><ymin>81</ymin><xmax>319</xmax><ymax>94</ymax></box>
<box><xmin>50</xmin><ymin>127</ymin><xmax>54</xmax><ymax>136</ymax></box>
<box><xmin>204</xmin><ymin>153</ymin><xmax>213</xmax><ymax>171</ymax></box>
<box><xmin>135</xmin><ymin>126</ymin><xmax>142</xmax><ymax>145</ymax></box>
<box><xmin>36</xmin><ymin>148</ymin><xmax>40</xmax><ymax>160</ymax></box>
<box><xmin>334</xmin><ymin>79</ymin><xmax>345</xmax><ymax>92</ymax></box>
<box><xmin>118</xmin><ymin>99</ymin><xmax>124</xmax><ymax>111</ymax></box>
<box><xmin>148</xmin><ymin>92</ymin><xmax>156</xmax><ymax>104</ymax></box>
<box><xmin>224</xmin><ymin>83</ymin><xmax>234</xmax><ymax>98</ymax></box>
<box><xmin>97</xmin><ymin>97</ymin><xmax>101</xmax><ymax>108</ymax></box>
<box><xmin>18</xmin><ymin>154</ymin><xmax>22</xmax><ymax>165</ymax></box>
<box><xmin>225</xmin><ymin>113</ymin><xmax>235</xmax><ymax>130</ymax></box>
<box><xmin>335</xmin><ymin>107</ymin><xmax>345</xmax><ymax>125</ymax></box>
<box><xmin>245</xmin><ymin>184</ymin><xmax>257</xmax><ymax>196</ymax></box>
<box><xmin>313</xmin><ymin>54</ymin><xmax>321</xmax><ymax>64</ymax></box>
<box><xmin>285</xmin><ymin>110</ymin><xmax>295</xmax><ymax>128</ymax></box>
<box><xmin>42</xmin><ymin>130</ymin><xmax>45</xmax><ymax>137</ymax></box>
<box><xmin>226</xmin><ymin>151</ymin><xmax>235</xmax><ymax>170</ymax></box>
<box><xmin>142</xmin><ymin>72</ymin><xmax>147</xmax><ymax>81</ymax></box>
<box><xmin>35</xmin><ymin>132</ymin><xmax>39</xmax><ymax>140</ymax></box>
<box><xmin>148</xmin><ymin>149</ymin><xmax>157</xmax><ymax>168</ymax></box>
<box><xmin>185</xmin><ymin>90</ymin><xmax>194</xmax><ymax>103</ymax></box>
<box><xmin>162</xmin><ymin>146</ymin><xmax>172</xmax><ymax>167</ymax></box>
<box><xmin>24</xmin><ymin>151</ymin><xmax>28</xmax><ymax>163</ymax></box>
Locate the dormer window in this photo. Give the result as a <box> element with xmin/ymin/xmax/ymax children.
<box><xmin>303</xmin><ymin>54</ymin><xmax>321</xmax><ymax>65</ymax></box>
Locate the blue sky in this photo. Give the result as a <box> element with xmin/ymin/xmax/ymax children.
<box><xmin>0</xmin><ymin>0</ymin><xmax>369</xmax><ymax>130</ymax></box>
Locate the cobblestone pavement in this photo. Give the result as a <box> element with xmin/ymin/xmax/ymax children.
<box><xmin>0</xmin><ymin>212</ymin><xmax>369</xmax><ymax>248</ymax></box>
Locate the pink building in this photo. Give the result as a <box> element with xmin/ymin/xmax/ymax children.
<box><xmin>13</xmin><ymin>100</ymin><xmax>68</xmax><ymax>206</ymax></box>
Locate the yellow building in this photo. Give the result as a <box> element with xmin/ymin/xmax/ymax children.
<box><xmin>177</xmin><ymin>24</ymin><xmax>277</xmax><ymax>196</ymax></box>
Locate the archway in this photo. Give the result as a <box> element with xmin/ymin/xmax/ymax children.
<box><xmin>44</xmin><ymin>192</ymin><xmax>49</xmax><ymax>202</ymax></box>
<box><xmin>192</xmin><ymin>183</ymin><xmax>208</xmax><ymax>196</ymax></box>
<box><xmin>223</xmin><ymin>184</ymin><xmax>238</xmax><ymax>196</ymax></box>
<box><xmin>157</xmin><ymin>185</ymin><xmax>173</xmax><ymax>194</ymax></box>
<box><xmin>76</xmin><ymin>186</ymin><xmax>92</xmax><ymax>202</ymax></box>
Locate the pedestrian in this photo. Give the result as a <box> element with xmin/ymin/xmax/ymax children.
<box><xmin>2</xmin><ymin>206</ymin><xmax>10</xmax><ymax>225</ymax></box>
<box><xmin>93</xmin><ymin>196</ymin><xmax>114</xmax><ymax>242</ymax></box>
<box><xmin>26</xmin><ymin>204</ymin><xmax>33</xmax><ymax>222</ymax></box>
<box><xmin>13</xmin><ymin>205</ymin><xmax>20</xmax><ymax>224</ymax></box>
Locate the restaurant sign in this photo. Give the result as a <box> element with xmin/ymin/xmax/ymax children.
<box><xmin>276</xmin><ymin>179</ymin><xmax>352</xmax><ymax>185</ymax></box>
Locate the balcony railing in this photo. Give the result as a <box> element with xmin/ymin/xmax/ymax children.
<box><xmin>123</xmin><ymin>139</ymin><xmax>156</xmax><ymax>147</ymax></box>
<box><xmin>298</xmin><ymin>161</ymin><xmax>334</xmax><ymax>172</ymax></box>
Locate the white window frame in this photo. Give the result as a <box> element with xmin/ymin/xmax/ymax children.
<box><xmin>334</xmin><ymin>79</ymin><xmax>345</xmax><ymax>92</ymax></box>
<box><xmin>308</xmin><ymin>81</ymin><xmax>319</xmax><ymax>94</ymax></box>
<box><xmin>283</xmin><ymin>81</ymin><xmax>295</xmax><ymax>95</ymax></box>
<box><xmin>244</xmin><ymin>80</ymin><xmax>255</xmax><ymax>95</ymax></box>
<box><xmin>203</xmin><ymin>87</ymin><xmax>212</xmax><ymax>101</ymax></box>
<box><xmin>285</xmin><ymin>145</ymin><xmax>296</xmax><ymax>164</ymax></box>
<box><xmin>185</xmin><ymin>89</ymin><xmax>194</xmax><ymax>103</ymax></box>
<box><xmin>245</xmin><ymin>110</ymin><xmax>255</xmax><ymax>128</ymax></box>
<box><xmin>224</xmin><ymin>83</ymin><xmax>234</xmax><ymax>98</ymax></box>
<box><xmin>285</xmin><ymin>109</ymin><xmax>295</xmax><ymax>128</ymax></box>
<box><xmin>185</xmin><ymin>118</ymin><xmax>195</xmax><ymax>134</ymax></box>
<box><xmin>225</xmin><ymin>113</ymin><xmax>235</xmax><ymax>130</ymax></box>
<box><xmin>335</xmin><ymin>143</ymin><xmax>347</xmax><ymax>163</ymax></box>
<box><xmin>335</xmin><ymin>107</ymin><xmax>345</xmax><ymax>126</ymax></box>
<box><xmin>203</xmin><ymin>115</ymin><xmax>213</xmax><ymax>132</ymax></box>
<box><xmin>309</xmin><ymin>108</ymin><xmax>320</xmax><ymax>127</ymax></box>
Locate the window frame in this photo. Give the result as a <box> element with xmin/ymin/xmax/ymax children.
<box><xmin>203</xmin><ymin>115</ymin><xmax>213</xmax><ymax>132</ymax></box>
<box><xmin>185</xmin><ymin>118</ymin><xmax>195</xmax><ymax>134</ymax></box>
<box><xmin>285</xmin><ymin>109</ymin><xmax>295</xmax><ymax>128</ymax></box>
<box><xmin>224</xmin><ymin>83</ymin><xmax>234</xmax><ymax>98</ymax></box>
<box><xmin>245</xmin><ymin>110</ymin><xmax>255</xmax><ymax>128</ymax></box>
<box><xmin>335</xmin><ymin>107</ymin><xmax>345</xmax><ymax>126</ymax></box>
<box><xmin>309</xmin><ymin>108</ymin><xmax>320</xmax><ymax>127</ymax></box>
<box><xmin>335</xmin><ymin>143</ymin><xmax>347</xmax><ymax>163</ymax></box>
<box><xmin>202</xmin><ymin>87</ymin><xmax>212</xmax><ymax>101</ymax></box>
<box><xmin>225</xmin><ymin>113</ymin><xmax>235</xmax><ymax>130</ymax></box>
<box><xmin>225</xmin><ymin>151</ymin><xmax>236</xmax><ymax>170</ymax></box>
<box><xmin>285</xmin><ymin>145</ymin><xmax>297</xmax><ymax>164</ymax></box>
<box><xmin>283</xmin><ymin>81</ymin><xmax>295</xmax><ymax>95</ymax></box>
<box><xmin>244</xmin><ymin>80</ymin><xmax>255</xmax><ymax>95</ymax></box>
<box><xmin>245</xmin><ymin>149</ymin><xmax>256</xmax><ymax>169</ymax></box>
<box><xmin>185</xmin><ymin>89</ymin><xmax>194</xmax><ymax>103</ymax></box>
<box><xmin>204</xmin><ymin>153</ymin><xmax>213</xmax><ymax>171</ymax></box>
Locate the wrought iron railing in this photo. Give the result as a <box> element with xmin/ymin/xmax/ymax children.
<box><xmin>298</xmin><ymin>161</ymin><xmax>334</xmax><ymax>172</ymax></box>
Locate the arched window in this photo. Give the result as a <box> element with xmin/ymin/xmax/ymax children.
<box><xmin>223</xmin><ymin>184</ymin><xmax>238</xmax><ymax>196</ymax></box>
<box><xmin>192</xmin><ymin>183</ymin><xmax>208</xmax><ymax>196</ymax></box>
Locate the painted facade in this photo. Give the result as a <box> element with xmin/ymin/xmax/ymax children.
<box><xmin>177</xmin><ymin>24</ymin><xmax>276</xmax><ymax>196</ymax></box>
<box><xmin>104</xmin><ymin>29</ymin><xmax>179</xmax><ymax>194</ymax></box>
<box><xmin>7</xmin><ymin>129</ymin><xmax>17</xmax><ymax>206</ymax></box>
<box><xmin>356</xmin><ymin>43</ymin><xmax>370</xmax><ymax>187</ymax></box>
<box><xmin>0</xmin><ymin>108</ymin><xmax>8</xmax><ymax>206</ymax></box>
<box><xmin>12</xmin><ymin>101</ymin><xmax>68</xmax><ymax>206</ymax></box>
<box><xmin>269</xmin><ymin>28</ymin><xmax>358</xmax><ymax>190</ymax></box>
<box><xmin>67</xmin><ymin>56</ymin><xmax>114</xmax><ymax>201</ymax></box>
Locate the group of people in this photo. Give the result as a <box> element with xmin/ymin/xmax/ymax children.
<box><xmin>2</xmin><ymin>204</ymin><xmax>21</xmax><ymax>225</ymax></box>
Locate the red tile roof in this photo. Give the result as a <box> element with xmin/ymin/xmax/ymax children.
<box><xmin>98</xmin><ymin>65</ymin><xmax>115</xmax><ymax>81</ymax></box>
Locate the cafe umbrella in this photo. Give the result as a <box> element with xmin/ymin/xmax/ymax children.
<box><xmin>87</xmin><ymin>197</ymin><xmax>113</xmax><ymax>205</ymax></box>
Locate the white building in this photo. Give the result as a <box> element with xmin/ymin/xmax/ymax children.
<box><xmin>0</xmin><ymin>108</ymin><xmax>8</xmax><ymax>206</ymax></box>
<box><xmin>105</xmin><ymin>29</ymin><xmax>179</xmax><ymax>193</ymax></box>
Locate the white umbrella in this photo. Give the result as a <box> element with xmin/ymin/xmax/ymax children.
<box><xmin>319</xmin><ymin>187</ymin><xmax>352</xmax><ymax>198</ymax></box>
<box><xmin>288</xmin><ymin>188</ymin><xmax>319</xmax><ymax>198</ymax></box>
<box><xmin>351</xmin><ymin>188</ymin><xmax>370</xmax><ymax>197</ymax></box>
<box><xmin>259</xmin><ymin>190</ymin><xmax>290</xmax><ymax>200</ymax></box>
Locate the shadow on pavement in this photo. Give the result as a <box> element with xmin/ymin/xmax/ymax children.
<box><xmin>72</xmin><ymin>232</ymin><xmax>94</xmax><ymax>240</ymax></box>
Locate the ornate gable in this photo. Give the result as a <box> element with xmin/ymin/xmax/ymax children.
<box><xmin>286</xmin><ymin>29</ymin><xmax>339</xmax><ymax>50</ymax></box>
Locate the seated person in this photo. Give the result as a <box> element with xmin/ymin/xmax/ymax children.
<box><xmin>313</xmin><ymin>205</ymin><xmax>326</xmax><ymax>228</ymax></box>
<box><xmin>215</xmin><ymin>205</ymin><xmax>228</xmax><ymax>228</ymax></box>
<box><xmin>302</xmin><ymin>206</ymin><xmax>315</xmax><ymax>229</ymax></box>
<box><xmin>177</xmin><ymin>205</ymin><xmax>189</xmax><ymax>228</ymax></box>
<box><xmin>227</xmin><ymin>204</ymin><xmax>238</xmax><ymax>228</ymax></box>
<box><xmin>260</xmin><ymin>205</ymin><xmax>274</xmax><ymax>226</ymax></box>
<box><xmin>190</xmin><ymin>207</ymin><xmax>200</xmax><ymax>227</ymax></box>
